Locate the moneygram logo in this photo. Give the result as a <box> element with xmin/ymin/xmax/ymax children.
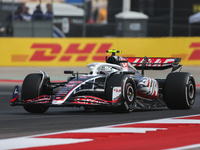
<box><xmin>12</xmin><ymin>43</ymin><xmax>112</xmax><ymax>62</ymax></box>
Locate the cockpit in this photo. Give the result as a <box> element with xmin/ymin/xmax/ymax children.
<box><xmin>87</xmin><ymin>63</ymin><xmax>122</xmax><ymax>76</ymax></box>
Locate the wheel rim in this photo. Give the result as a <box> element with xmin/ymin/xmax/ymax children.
<box><xmin>187</xmin><ymin>80</ymin><xmax>195</xmax><ymax>106</ymax></box>
<box><xmin>127</xmin><ymin>85</ymin><xmax>134</xmax><ymax>102</ymax></box>
<box><xmin>188</xmin><ymin>82</ymin><xmax>194</xmax><ymax>99</ymax></box>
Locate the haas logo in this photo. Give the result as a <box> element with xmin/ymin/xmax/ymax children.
<box><xmin>121</xmin><ymin>57</ymin><xmax>129</xmax><ymax>71</ymax></box>
<box><xmin>112</xmin><ymin>87</ymin><xmax>121</xmax><ymax>102</ymax></box>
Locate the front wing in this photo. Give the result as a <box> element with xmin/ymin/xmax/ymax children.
<box><xmin>11</xmin><ymin>86</ymin><xmax>112</xmax><ymax>107</ymax></box>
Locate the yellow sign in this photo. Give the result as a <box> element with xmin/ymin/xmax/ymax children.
<box><xmin>0</xmin><ymin>37</ymin><xmax>200</xmax><ymax>66</ymax></box>
<box><xmin>193</xmin><ymin>4</ymin><xmax>200</xmax><ymax>13</ymax></box>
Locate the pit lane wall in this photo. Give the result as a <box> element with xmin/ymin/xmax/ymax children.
<box><xmin>0</xmin><ymin>37</ymin><xmax>200</xmax><ymax>66</ymax></box>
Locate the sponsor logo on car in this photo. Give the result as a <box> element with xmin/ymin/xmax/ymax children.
<box><xmin>112</xmin><ymin>87</ymin><xmax>121</xmax><ymax>103</ymax></box>
<box><xmin>69</xmin><ymin>81</ymin><xmax>82</xmax><ymax>84</ymax></box>
<box><xmin>80</xmin><ymin>76</ymin><xmax>87</xmax><ymax>78</ymax></box>
<box><xmin>66</xmin><ymin>84</ymin><xmax>76</xmax><ymax>87</ymax></box>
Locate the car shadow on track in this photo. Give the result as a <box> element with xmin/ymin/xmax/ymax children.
<box><xmin>6</xmin><ymin>107</ymin><xmax>169</xmax><ymax>116</ymax></box>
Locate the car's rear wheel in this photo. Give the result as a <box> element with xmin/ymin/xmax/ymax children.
<box><xmin>164</xmin><ymin>72</ymin><xmax>196</xmax><ymax>109</ymax></box>
<box><xmin>21</xmin><ymin>74</ymin><xmax>49</xmax><ymax>113</ymax></box>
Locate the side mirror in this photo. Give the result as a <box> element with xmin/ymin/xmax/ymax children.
<box><xmin>64</xmin><ymin>70</ymin><xmax>74</xmax><ymax>76</ymax></box>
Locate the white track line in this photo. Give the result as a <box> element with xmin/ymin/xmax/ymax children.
<box><xmin>165</xmin><ymin>143</ymin><xmax>200</xmax><ymax>150</ymax></box>
<box><xmin>66</xmin><ymin>127</ymin><xmax>167</xmax><ymax>133</ymax></box>
<box><xmin>1</xmin><ymin>114</ymin><xmax>200</xmax><ymax>150</ymax></box>
<box><xmin>0</xmin><ymin>137</ymin><xmax>92</xmax><ymax>150</ymax></box>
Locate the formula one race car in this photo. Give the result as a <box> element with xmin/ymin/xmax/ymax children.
<box><xmin>11</xmin><ymin>50</ymin><xmax>196</xmax><ymax>113</ymax></box>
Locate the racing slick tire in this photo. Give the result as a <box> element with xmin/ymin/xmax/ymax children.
<box><xmin>21</xmin><ymin>74</ymin><xmax>49</xmax><ymax>113</ymax></box>
<box><xmin>164</xmin><ymin>72</ymin><xmax>196</xmax><ymax>109</ymax></box>
<box><xmin>106</xmin><ymin>74</ymin><xmax>137</xmax><ymax>113</ymax></box>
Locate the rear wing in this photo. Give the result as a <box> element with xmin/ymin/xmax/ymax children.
<box><xmin>105</xmin><ymin>50</ymin><xmax>182</xmax><ymax>74</ymax></box>
<box><xmin>126</xmin><ymin>57</ymin><xmax>181</xmax><ymax>70</ymax></box>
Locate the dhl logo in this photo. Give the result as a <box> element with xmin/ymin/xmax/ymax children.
<box><xmin>188</xmin><ymin>43</ymin><xmax>200</xmax><ymax>60</ymax></box>
<box><xmin>11</xmin><ymin>42</ymin><xmax>200</xmax><ymax>63</ymax></box>
<box><xmin>172</xmin><ymin>42</ymin><xmax>200</xmax><ymax>60</ymax></box>
<box><xmin>12</xmin><ymin>43</ymin><xmax>112</xmax><ymax>62</ymax></box>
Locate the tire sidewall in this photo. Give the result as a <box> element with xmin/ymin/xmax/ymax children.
<box><xmin>21</xmin><ymin>73</ymin><xmax>49</xmax><ymax>113</ymax></box>
<box><xmin>164</xmin><ymin>72</ymin><xmax>196</xmax><ymax>109</ymax></box>
<box><xmin>21</xmin><ymin>74</ymin><xmax>42</xmax><ymax>101</ymax></box>
<box><xmin>185</xmin><ymin>75</ymin><xmax>196</xmax><ymax>108</ymax></box>
<box><xmin>121</xmin><ymin>77</ymin><xmax>136</xmax><ymax>112</ymax></box>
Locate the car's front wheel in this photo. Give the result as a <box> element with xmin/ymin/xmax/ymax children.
<box><xmin>113</xmin><ymin>77</ymin><xmax>136</xmax><ymax>113</ymax></box>
<box><xmin>21</xmin><ymin>73</ymin><xmax>49</xmax><ymax>113</ymax></box>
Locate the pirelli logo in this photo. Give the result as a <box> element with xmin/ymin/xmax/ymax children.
<box><xmin>12</xmin><ymin>43</ymin><xmax>112</xmax><ymax>62</ymax></box>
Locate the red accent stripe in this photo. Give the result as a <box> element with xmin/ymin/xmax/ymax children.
<box><xmin>112</xmin><ymin>96</ymin><xmax>120</xmax><ymax>103</ymax></box>
<box><xmin>0</xmin><ymin>80</ymin><xmax>66</xmax><ymax>83</ymax></box>
<box><xmin>0</xmin><ymin>80</ymin><xmax>200</xmax><ymax>88</ymax></box>
<box><xmin>83</xmin><ymin>96</ymin><xmax>111</xmax><ymax>102</ymax></box>
<box><xmin>0</xmin><ymin>79</ymin><xmax>23</xmax><ymax>83</ymax></box>
<box><xmin>136</xmin><ymin>58</ymin><xmax>144</xmax><ymax>66</ymax></box>
<box><xmin>11</xmin><ymin>95</ymin><xmax>18</xmax><ymax>102</ymax></box>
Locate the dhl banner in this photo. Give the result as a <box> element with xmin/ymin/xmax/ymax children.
<box><xmin>0</xmin><ymin>37</ymin><xmax>200</xmax><ymax>66</ymax></box>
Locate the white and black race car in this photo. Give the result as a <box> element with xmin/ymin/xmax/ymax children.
<box><xmin>11</xmin><ymin>50</ymin><xmax>196</xmax><ymax>113</ymax></box>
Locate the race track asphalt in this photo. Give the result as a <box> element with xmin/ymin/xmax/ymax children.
<box><xmin>0</xmin><ymin>66</ymin><xmax>200</xmax><ymax>140</ymax></box>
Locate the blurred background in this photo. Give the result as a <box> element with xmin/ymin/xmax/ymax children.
<box><xmin>1</xmin><ymin>0</ymin><xmax>200</xmax><ymax>38</ymax></box>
